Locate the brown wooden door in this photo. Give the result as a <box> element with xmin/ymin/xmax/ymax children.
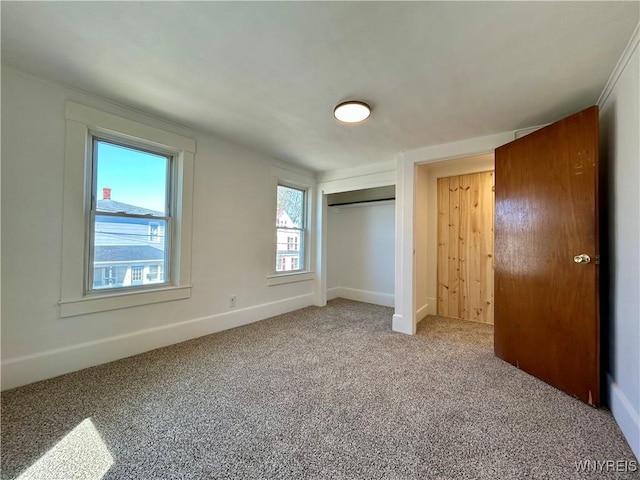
<box><xmin>494</xmin><ymin>106</ymin><xmax>600</xmax><ymax>406</ymax></box>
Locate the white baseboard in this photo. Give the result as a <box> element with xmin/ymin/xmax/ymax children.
<box><xmin>416</xmin><ymin>303</ymin><xmax>430</xmax><ymax>322</ymax></box>
<box><xmin>326</xmin><ymin>286</ymin><xmax>341</xmax><ymax>301</ymax></box>
<box><xmin>326</xmin><ymin>286</ymin><xmax>394</xmax><ymax>307</ymax></box>
<box><xmin>392</xmin><ymin>313</ymin><xmax>414</xmax><ymax>335</ymax></box>
<box><xmin>608</xmin><ymin>374</ymin><xmax>640</xmax><ymax>460</ymax></box>
<box><xmin>1</xmin><ymin>293</ymin><xmax>315</xmax><ymax>391</ymax></box>
<box><xmin>427</xmin><ymin>297</ymin><xmax>437</xmax><ymax>315</ymax></box>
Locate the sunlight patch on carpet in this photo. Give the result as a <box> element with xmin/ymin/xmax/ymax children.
<box><xmin>17</xmin><ymin>418</ymin><xmax>113</xmax><ymax>480</ymax></box>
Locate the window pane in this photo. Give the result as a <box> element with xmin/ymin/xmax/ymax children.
<box><xmin>92</xmin><ymin>215</ymin><xmax>168</xmax><ymax>290</ymax></box>
<box><xmin>275</xmin><ymin>185</ymin><xmax>305</xmax><ymax>273</ymax></box>
<box><xmin>95</xmin><ymin>140</ymin><xmax>168</xmax><ymax>215</ymax></box>
<box><xmin>276</xmin><ymin>227</ymin><xmax>304</xmax><ymax>272</ymax></box>
<box><xmin>276</xmin><ymin>185</ymin><xmax>304</xmax><ymax>228</ymax></box>
<box><xmin>90</xmin><ymin>139</ymin><xmax>171</xmax><ymax>291</ymax></box>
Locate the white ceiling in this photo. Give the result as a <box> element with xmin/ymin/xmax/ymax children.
<box><xmin>2</xmin><ymin>2</ymin><xmax>638</xmax><ymax>172</ymax></box>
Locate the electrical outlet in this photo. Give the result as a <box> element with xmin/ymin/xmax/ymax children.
<box><xmin>229</xmin><ymin>296</ymin><xmax>237</xmax><ymax>308</ymax></box>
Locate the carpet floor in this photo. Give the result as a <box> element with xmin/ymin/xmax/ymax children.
<box><xmin>1</xmin><ymin>299</ymin><xmax>637</xmax><ymax>479</ymax></box>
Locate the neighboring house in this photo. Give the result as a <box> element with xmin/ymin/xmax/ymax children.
<box><xmin>276</xmin><ymin>208</ymin><xmax>301</xmax><ymax>272</ymax></box>
<box><xmin>92</xmin><ymin>189</ymin><xmax>166</xmax><ymax>289</ymax></box>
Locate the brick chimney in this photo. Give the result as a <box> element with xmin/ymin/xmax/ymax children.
<box><xmin>102</xmin><ymin>187</ymin><xmax>111</xmax><ymax>200</ymax></box>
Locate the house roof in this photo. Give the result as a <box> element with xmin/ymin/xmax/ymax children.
<box><xmin>94</xmin><ymin>245</ymin><xmax>164</xmax><ymax>263</ymax></box>
<box><xmin>97</xmin><ymin>199</ymin><xmax>163</xmax><ymax>217</ymax></box>
<box><xmin>276</xmin><ymin>209</ymin><xmax>295</xmax><ymax>228</ymax></box>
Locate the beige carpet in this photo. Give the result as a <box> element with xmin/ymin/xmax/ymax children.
<box><xmin>2</xmin><ymin>299</ymin><xmax>638</xmax><ymax>479</ymax></box>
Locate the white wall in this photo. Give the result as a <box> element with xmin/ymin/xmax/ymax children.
<box><xmin>327</xmin><ymin>201</ymin><xmax>395</xmax><ymax>307</ymax></box>
<box><xmin>1</xmin><ymin>67</ymin><xmax>316</xmax><ymax>390</ymax></box>
<box><xmin>598</xmin><ymin>25</ymin><xmax>640</xmax><ymax>459</ymax></box>
<box><xmin>315</xmin><ymin>164</ymin><xmax>396</xmax><ymax>308</ymax></box>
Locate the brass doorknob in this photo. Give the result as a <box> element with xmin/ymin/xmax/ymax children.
<box><xmin>574</xmin><ymin>254</ymin><xmax>591</xmax><ymax>264</ymax></box>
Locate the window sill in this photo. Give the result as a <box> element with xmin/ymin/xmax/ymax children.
<box><xmin>266</xmin><ymin>271</ymin><xmax>314</xmax><ymax>286</ymax></box>
<box><xmin>59</xmin><ymin>285</ymin><xmax>192</xmax><ymax>318</ymax></box>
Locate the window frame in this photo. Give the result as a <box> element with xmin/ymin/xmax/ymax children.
<box><xmin>87</xmin><ymin>136</ymin><xmax>173</xmax><ymax>294</ymax></box>
<box><xmin>98</xmin><ymin>266</ymin><xmax>116</xmax><ymax>288</ymax></box>
<box><xmin>267</xmin><ymin>167</ymin><xmax>315</xmax><ymax>286</ymax></box>
<box><xmin>59</xmin><ymin>102</ymin><xmax>195</xmax><ymax>318</ymax></box>
<box><xmin>149</xmin><ymin>222</ymin><xmax>161</xmax><ymax>243</ymax></box>
<box><xmin>275</xmin><ymin>183</ymin><xmax>306</xmax><ymax>274</ymax></box>
<box><xmin>131</xmin><ymin>265</ymin><xmax>144</xmax><ymax>284</ymax></box>
<box><xmin>147</xmin><ymin>264</ymin><xmax>161</xmax><ymax>282</ymax></box>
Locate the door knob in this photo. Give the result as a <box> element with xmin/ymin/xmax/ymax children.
<box><xmin>574</xmin><ymin>254</ymin><xmax>591</xmax><ymax>264</ymax></box>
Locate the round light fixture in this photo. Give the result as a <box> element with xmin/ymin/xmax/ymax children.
<box><xmin>333</xmin><ymin>101</ymin><xmax>371</xmax><ymax>123</ymax></box>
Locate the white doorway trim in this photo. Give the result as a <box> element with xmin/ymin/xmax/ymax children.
<box><xmin>314</xmin><ymin>169</ymin><xmax>396</xmax><ymax>307</ymax></box>
<box><xmin>393</xmin><ymin>131</ymin><xmax>515</xmax><ymax>335</ymax></box>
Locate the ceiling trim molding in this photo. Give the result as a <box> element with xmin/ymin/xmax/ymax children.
<box><xmin>318</xmin><ymin>170</ymin><xmax>396</xmax><ymax>196</ymax></box>
<box><xmin>514</xmin><ymin>124</ymin><xmax>550</xmax><ymax>139</ymax></box>
<box><xmin>598</xmin><ymin>21</ymin><xmax>640</xmax><ymax>108</ymax></box>
<box><xmin>403</xmin><ymin>131</ymin><xmax>514</xmax><ymax>165</ymax></box>
<box><xmin>318</xmin><ymin>159</ymin><xmax>396</xmax><ymax>184</ymax></box>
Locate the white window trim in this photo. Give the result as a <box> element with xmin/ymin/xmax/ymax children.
<box><xmin>267</xmin><ymin>271</ymin><xmax>315</xmax><ymax>286</ymax></box>
<box><xmin>267</xmin><ymin>166</ymin><xmax>315</xmax><ymax>287</ymax></box>
<box><xmin>59</xmin><ymin>101</ymin><xmax>195</xmax><ymax>317</ymax></box>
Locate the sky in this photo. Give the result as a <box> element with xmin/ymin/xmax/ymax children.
<box><xmin>96</xmin><ymin>141</ymin><xmax>168</xmax><ymax>213</ymax></box>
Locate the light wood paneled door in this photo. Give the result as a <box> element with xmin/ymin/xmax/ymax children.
<box><xmin>437</xmin><ymin>171</ymin><xmax>495</xmax><ymax>323</ymax></box>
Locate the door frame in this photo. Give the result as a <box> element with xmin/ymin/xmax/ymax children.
<box><xmin>416</xmin><ymin>156</ymin><xmax>495</xmax><ymax>322</ymax></box>
<box><xmin>394</xmin><ymin>131</ymin><xmax>516</xmax><ymax>334</ymax></box>
<box><xmin>314</xmin><ymin>169</ymin><xmax>396</xmax><ymax>308</ymax></box>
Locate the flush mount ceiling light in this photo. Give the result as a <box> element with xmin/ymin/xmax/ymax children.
<box><xmin>333</xmin><ymin>101</ymin><xmax>371</xmax><ymax>123</ymax></box>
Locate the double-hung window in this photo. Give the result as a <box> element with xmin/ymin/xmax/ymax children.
<box><xmin>275</xmin><ymin>184</ymin><xmax>306</xmax><ymax>273</ymax></box>
<box><xmin>60</xmin><ymin>101</ymin><xmax>195</xmax><ymax>317</ymax></box>
<box><xmin>267</xmin><ymin>166</ymin><xmax>315</xmax><ymax>286</ymax></box>
<box><xmin>89</xmin><ymin>139</ymin><xmax>171</xmax><ymax>292</ymax></box>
